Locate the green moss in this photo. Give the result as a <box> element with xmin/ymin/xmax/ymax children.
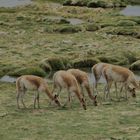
<box><xmin>87</xmin><ymin>0</ymin><xmax>126</xmax><ymax>8</ymax></box>
<box><xmin>85</xmin><ymin>23</ymin><xmax>100</xmax><ymax>32</ymax></box>
<box><xmin>39</xmin><ymin>60</ymin><xmax>52</xmax><ymax>72</ymax></box>
<box><xmin>0</xmin><ymin>70</ymin><xmax>5</xmax><ymax>77</ymax></box>
<box><xmin>97</xmin><ymin>55</ymin><xmax>129</xmax><ymax>65</ymax></box>
<box><xmin>0</xmin><ymin>8</ymin><xmax>16</xmax><ymax>13</ymax></box>
<box><xmin>87</xmin><ymin>0</ymin><xmax>108</xmax><ymax>8</ymax></box>
<box><xmin>106</xmin><ymin>27</ymin><xmax>140</xmax><ymax>39</ymax></box>
<box><xmin>124</xmin><ymin>0</ymin><xmax>140</xmax><ymax>4</ymax></box>
<box><xmin>73</xmin><ymin>58</ymin><xmax>100</xmax><ymax>68</ymax></box>
<box><xmin>117</xmin><ymin>20</ymin><xmax>137</xmax><ymax>26</ymax></box>
<box><xmin>45</xmin><ymin>25</ymin><xmax>82</xmax><ymax>33</ymax></box>
<box><xmin>43</xmin><ymin>17</ymin><xmax>70</xmax><ymax>25</ymax></box>
<box><xmin>0</xmin><ymin>65</ymin><xmax>20</xmax><ymax>77</ymax></box>
<box><xmin>100</xmin><ymin>23</ymin><xmax>117</xmax><ymax>28</ymax></box>
<box><xmin>117</xmin><ymin>29</ymin><xmax>139</xmax><ymax>38</ymax></box>
<box><xmin>55</xmin><ymin>25</ymin><xmax>82</xmax><ymax>33</ymax></box>
<box><xmin>45</xmin><ymin>0</ymin><xmax>65</xmax><ymax>3</ymax></box>
<box><xmin>130</xmin><ymin>60</ymin><xmax>140</xmax><ymax>70</ymax></box>
<box><xmin>64</xmin><ymin>0</ymin><xmax>112</xmax><ymax>7</ymax></box>
<box><xmin>63</xmin><ymin>0</ymin><xmax>89</xmax><ymax>6</ymax></box>
<box><xmin>40</xmin><ymin>57</ymin><xmax>72</xmax><ymax>71</ymax></box>
<box><xmin>130</xmin><ymin>18</ymin><xmax>140</xmax><ymax>25</ymax></box>
<box><xmin>59</xmin><ymin>18</ymin><xmax>70</xmax><ymax>24</ymax></box>
<box><xmin>8</xmin><ymin>67</ymin><xmax>46</xmax><ymax>77</ymax></box>
<box><xmin>122</xmin><ymin>51</ymin><xmax>138</xmax><ymax>64</ymax></box>
<box><xmin>44</xmin><ymin>25</ymin><xmax>54</xmax><ymax>33</ymax></box>
<box><xmin>0</xmin><ymin>0</ymin><xmax>140</xmax><ymax>79</ymax></box>
<box><xmin>63</xmin><ymin>0</ymin><xmax>72</xmax><ymax>5</ymax></box>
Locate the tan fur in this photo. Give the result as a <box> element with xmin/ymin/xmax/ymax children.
<box><xmin>92</xmin><ymin>63</ymin><xmax>111</xmax><ymax>86</ymax></box>
<box><xmin>102</xmin><ymin>65</ymin><xmax>138</xmax><ymax>99</ymax></box>
<box><xmin>16</xmin><ymin>75</ymin><xmax>61</xmax><ymax>109</ymax></box>
<box><xmin>67</xmin><ymin>69</ymin><xmax>97</xmax><ymax>106</ymax></box>
<box><xmin>52</xmin><ymin>70</ymin><xmax>86</xmax><ymax>110</ymax></box>
<box><xmin>92</xmin><ymin>63</ymin><xmax>111</xmax><ymax>92</ymax></box>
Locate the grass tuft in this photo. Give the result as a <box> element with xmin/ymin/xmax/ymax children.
<box><xmin>8</xmin><ymin>67</ymin><xmax>46</xmax><ymax>77</ymax></box>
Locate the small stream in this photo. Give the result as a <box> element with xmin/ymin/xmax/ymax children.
<box><xmin>1</xmin><ymin>70</ymin><xmax>140</xmax><ymax>84</ymax></box>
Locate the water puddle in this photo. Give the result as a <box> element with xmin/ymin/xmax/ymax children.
<box><xmin>66</xmin><ymin>18</ymin><xmax>85</xmax><ymax>25</ymax></box>
<box><xmin>120</xmin><ymin>5</ymin><xmax>140</xmax><ymax>16</ymax></box>
<box><xmin>0</xmin><ymin>0</ymin><xmax>32</xmax><ymax>8</ymax></box>
<box><xmin>0</xmin><ymin>75</ymin><xmax>16</xmax><ymax>83</ymax></box>
<box><xmin>46</xmin><ymin>16</ymin><xmax>85</xmax><ymax>25</ymax></box>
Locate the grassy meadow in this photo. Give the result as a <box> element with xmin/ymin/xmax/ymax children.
<box><xmin>0</xmin><ymin>82</ymin><xmax>140</xmax><ymax>140</ymax></box>
<box><xmin>0</xmin><ymin>0</ymin><xmax>140</xmax><ymax>139</ymax></box>
<box><xmin>0</xmin><ymin>0</ymin><xmax>140</xmax><ymax>76</ymax></box>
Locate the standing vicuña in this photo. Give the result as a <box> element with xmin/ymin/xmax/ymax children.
<box><xmin>102</xmin><ymin>65</ymin><xmax>138</xmax><ymax>100</ymax></box>
<box><xmin>52</xmin><ymin>70</ymin><xmax>87</xmax><ymax>110</ymax></box>
<box><xmin>92</xmin><ymin>63</ymin><xmax>111</xmax><ymax>94</ymax></box>
<box><xmin>67</xmin><ymin>68</ymin><xmax>97</xmax><ymax>106</ymax></box>
<box><xmin>92</xmin><ymin>62</ymin><xmax>125</xmax><ymax>99</ymax></box>
<box><xmin>16</xmin><ymin>75</ymin><xmax>61</xmax><ymax>109</ymax></box>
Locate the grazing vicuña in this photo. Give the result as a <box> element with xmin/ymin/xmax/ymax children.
<box><xmin>52</xmin><ymin>70</ymin><xmax>87</xmax><ymax>110</ymax></box>
<box><xmin>67</xmin><ymin>68</ymin><xmax>97</xmax><ymax>106</ymax></box>
<box><xmin>16</xmin><ymin>75</ymin><xmax>61</xmax><ymax>109</ymax></box>
<box><xmin>102</xmin><ymin>65</ymin><xmax>138</xmax><ymax>100</ymax></box>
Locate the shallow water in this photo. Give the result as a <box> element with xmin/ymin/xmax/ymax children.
<box><xmin>1</xmin><ymin>71</ymin><xmax>140</xmax><ymax>83</ymax></box>
<box><xmin>0</xmin><ymin>0</ymin><xmax>32</xmax><ymax>8</ymax></box>
<box><xmin>0</xmin><ymin>75</ymin><xmax>16</xmax><ymax>83</ymax></box>
<box><xmin>66</xmin><ymin>18</ymin><xmax>85</xmax><ymax>25</ymax></box>
<box><xmin>120</xmin><ymin>5</ymin><xmax>140</xmax><ymax>16</ymax></box>
<box><xmin>46</xmin><ymin>16</ymin><xmax>85</xmax><ymax>25</ymax></box>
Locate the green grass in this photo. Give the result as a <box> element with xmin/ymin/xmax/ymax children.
<box><xmin>1</xmin><ymin>1</ymin><xmax>140</xmax><ymax>139</ymax></box>
<box><xmin>0</xmin><ymin>82</ymin><xmax>140</xmax><ymax>140</ymax></box>
<box><xmin>0</xmin><ymin>1</ymin><xmax>140</xmax><ymax>76</ymax></box>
